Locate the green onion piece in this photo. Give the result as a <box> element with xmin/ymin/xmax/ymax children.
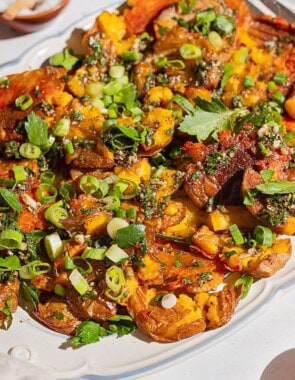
<box><xmin>122</xmin><ymin>51</ymin><xmax>140</xmax><ymax>61</ymax></box>
<box><xmin>0</xmin><ymin>178</ymin><xmax>16</xmax><ymax>188</ymax></box>
<box><xmin>54</xmin><ymin>284</ymin><xmax>66</xmax><ymax>297</ymax></box>
<box><xmin>19</xmin><ymin>260</ymin><xmax>51</xmax><ymax>280</ymax></box>
<box><xmin>108</xmin><ymin>108</ymin><xmax>117</xmax><ymax>119</ymax></box>
<box><xmin>44</xmin><ymin>232</ymin><xmax>64</xmax><ymax>261</ymax></box>
<box><xmin>105</xmin><ymin>244</ymin><xmax>129</xmax><ymax>264</ymax></box>
<box><xmin>40</xmin><ymin>171</ymin><xmax>55</xmax><ymax>185</ymax></box>
<box><xmin>179</xmin><ymin>44</ymin><xmax>202</xmax><ymax>60</ymax></box>
<box><xmin>40</xmin><ymin>134</ymin><xmax>55</xmax><ymax>154</ymax></box>
<box><xmin>44</xmin><ymin>202</ymin><xmax>69</xmax><ymax>229</ymax></box>
<box><xmin>229</xmin><ymin>224</ymin><xmax>244</xmax><ymax>245</ymax></box>
<box><xmin>85</xmin><ymin>82</ymin><xmax>104</xmax><ymax>98</ymax></box>
<box><xmin>65</xmin><ymin>140</ymin><xmax>74</xmax><ymax>154</ymax></box>
<box><xmin>69</xmin><ymin>257</ymin><xmax>93</xmax><ymax>275</ymax></box>
<box><xmin>258</xmin><ymin>141</ymin><xmax>270</xmax><ymax>156</ymax></box>
<box><xmin>208</xmin><ymin>31</ymin><xmax>223</xmax><ymax>48</ymax></box>
<box><xmin>154</xmin><ymin>56</ymin><xmax>168</xmax><ymax>67</ymax></box>
<box><xmin>260</xmin><ymin>169</ymin><xmax>274</xmax><ymax>182</ymax></box>
<box><xmin>0</xmin><ymin>229</ymin><xmax>23</xmax><ymax>250</ymax></box>
<box><xmin>64</xmin><ymin>252</ymin><xmax>75</xmax><ymax>270</ymax></box>
<box><xmin>0</xmin><ymin>188</ymin><xmax>22</xmax><ymax>211</ymax></box>
<box><xmin>103</xmin><ymin>80</ymin><xmax>123</xmax><ymax>96</ymax></box>
<box><xmin>80</xmin><ymin>175</ymin><xmax>100</xmax><ymax>194</ymax></box>
<box><xmin>105</xmin><ymin>265</ymin><xmax>125</xmax><ymax>294</ymax></box>
<box><xmin>253</xmin><ymin>225</ymin><xmax>274</xmax><ymax>246</ymax></box>
<box><xmin>101</xmin><ymin>196</ymin><xmax>120</xmax><ymax>211</ymax></box>
<box><xmin>213</xmin><ymin>15</ymin><xmax>235</xmax><ymax>35</ymax></box>
<box><xmin>53</xmin><ymin>118</ymin><xmax>70</xmax><ymax>137</ymax></box>
<box><xmin>109</xmin><ymin>66</ymin><xmax>125</xmax><ymax>79</ymax></box>
<box><xmin>243</xmin><ymin>75</ymin><xmax>255</xmax><ymax>88</ymax></box>
<box><xmin>166</xmin><ymin>60</ymin><xmax>185</xmax><ymax>69</ymax></box>
<box><xmin>126</xmin><ymin>207</ymin><xmax>136</xmax><ymax>220</ymax></box>
<box><xmin>82</xmin><ymin>247</ymin><xmax>106</xmax><ymax>260</ymax></box>
<box><xmin>272</xmin><ymin>91</ymin><xmax>285</xmax><ymax>105</ymax></box>
<box><xmin>59</xmin><ymin>182</ymin><xmax>76</xmax><ymax>201</ymax></box>
<box><xmin>36</xmin><ymin>184</ymin><xmax>58</xmax><ymax>204</ymax></box>
<box><xmin>69</xmin><ymin>269</ymin><xmax>90</xmax><ymax>296</ymax></box>
<box><xmin>273</xmin><ymin>72</ymin><xmax>288</xmax><ymax>85</ymax></box>
<box><xmin>116</xmin><ymin>208</ymin><xmax>127</xmax><ymax>218</ymax></box>
<box><xmin>180</xmin><ymin>0</ymin><xmax>196</xmax><ymax>13</ymax></box>
<box><xmin>235</xmin><ymin>274</ymin><xmax>253</xmax><ymax>299</ymax></box>
<box><xmin>15</xmin><ymin>94</ymin><xmax>33</xmax><ymax>111</ymax></box>
<box><xmin>13</xmin><ymin>166</ymin><xmax>27</xmax><ymax>182</ymax></box>
<box><xmin>19</xmin><ymin>143</ymin><xmax>41</xmax><ymax>159</ymax></box>
<box><xmin>92</xmin><ymin>97</ymin><xmax>106</xmax><ymax>112</ymax></box>
<box><xmin>248</xmin><ymin>239</ymin><xmax>257</xmax><ymax>248</ymax></box>
<box><xmin>267</xmin><ymin>81</ymin><xmax>277</xmax><ymax>91</ymax></box>
<box><xmin>113</xmin><ymin>179</ymin><xmax>139</xmax><ymax>200</ymax></box>
<box><xmin>234</xmin><ymin>47</ymin><xmax>249</xmax><ymax>64</ymax></box>
<box><xmin>103</xmin><ymin>95</ymin><xmax>113</xmax><ymax>106</ymax></box>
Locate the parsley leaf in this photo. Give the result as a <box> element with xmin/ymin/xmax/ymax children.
<box><xmin>256</xmin><ymin>181</ymin><xmax>295</xmax><ymax>195</ymax></box>
<box><xmin>71</xmin><ymin>321</ymin><xmax>110</xmax><ymax>346</ymax></box>
<box><xmin>25</xmin><ymin>112</ymin><xmax>48</xmax><ymax>146</ymax></box>
<box><xmin>107</xmin><ymin>315</ymin><xmax>136</xmax><ymax>337</ymax></box>
<box><xmin>114</xmin><ymin>223</ymin><xmax>147</xmax><ymax>253</ymax></box>
<box><xmin>0</xmin><ymin>256</ymin><xmax>21</xmax><ymax>271</ymax></box>
<box><xmin>175</xmin><ymin>96</ymin><xmax>235</xmax><ymax>141</ymax></box>
<box><xmin>117</xmin><ymin>125</ymin><xmax>142</xmax><ymax>142</ymax></box>
<box><xmin>0</xmin><ymin>189</ymin><xmax>22</xmax><ymax>212</ymax></box>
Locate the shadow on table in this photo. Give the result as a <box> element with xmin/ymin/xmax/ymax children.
<box><xmin>261</xmin><ymin>348</ymin><xmax>295</xmax><ymax>380</ymax></box>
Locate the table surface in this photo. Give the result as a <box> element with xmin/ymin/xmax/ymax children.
<box><xmin>1</xmin><ymin>1</ymin><xmax>295</xmax><ymax>380</ymax></box>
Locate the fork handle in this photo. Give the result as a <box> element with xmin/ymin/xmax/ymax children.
<box><xmin>2</xmin><ymin>0</ymin><xmax>37</xmax><ymax>20</ymax></box>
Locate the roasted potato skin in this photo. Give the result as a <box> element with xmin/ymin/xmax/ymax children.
<box><xmin>34</xmin><ymin>298</ymin><xmax>81</xmax><ymax>336</ymax></box>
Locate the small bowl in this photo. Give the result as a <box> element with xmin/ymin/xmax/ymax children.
<box><xmin>0</xmin><ymin>0</ymin><xmax>70</xmax><ymax>33</ymax></box>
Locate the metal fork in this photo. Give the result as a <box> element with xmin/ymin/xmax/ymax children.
<box><xmin>245</xmin><ymin>0</ymin><xmax>295</xmax><ymax>23</ymax></box>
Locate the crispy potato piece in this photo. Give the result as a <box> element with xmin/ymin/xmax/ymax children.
<box><xmin>66</xmin><ymin>284</ymin><xmax>117</xmax><ymax>321</ymax></box>
<box><xmin>34</xmin><ymin>298</ymin><xmax>81</xmax><ymax>335</ymax></box>
<box><xmin>0</xmin><ymin>278</ymin><xmax>19</xmax><ymax>329</ymax></box>
<box><xmin>0</xmin><ymin>67</ymin><xmax>66</xmax><ymax>109</ymax></box>
<box><xmin>127</xmin><ymin>287</ymin><xmax>206</xmax><ymax>342</ymax></box>
<box><xmin>220</xmin><ymin>238</ymin><xmax>291</xmax><ymax>277</ymax></box>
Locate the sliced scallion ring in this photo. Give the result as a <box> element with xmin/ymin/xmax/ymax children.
<box><xmin>81</xmin><ymin>247</ymin><xmax>107</xmax><ymax>260</ymax></box>
<box><xmin>179</xmin><ymin>44</ymin><xmax>202</xmax><ymax>60</ymax></box>
<box><xmin>44</xmin><ymin>202</ymin><xmax>68</xmax><ymax>229</ymax></box>
<box><xmin>36</xmin><ymin>183</ymin><xmax>58</xmax><ymax>204</ymax></box>
<box><xmin>15</xmin><ymin>94</ymin><xmax>33</xmax><ymax>111</ymax></box>
<box><xmin>101</xmin><ymin>196</ymin><xmax>120</xmax><ymax>211</ymax></box>
<box><xmin>59</xmin><ymin>182</ymin><xmax>76</xmax><ymax>201</ymax></box>
<box><xmin>0</xmin><ymin>229</ymin><xmax>23</xmax><ymax>250</ymax></box>
<box><xmin>113</xmin><ymin>179</ymin><xmax>139</xmax><ymax>200</ymax></box>
<box><xmin>229</xmin><ymin>224</ymin><xmax>244</xmax><ymax>245</ymax></box>
<box><xmin>105</xmin><ymin>265</ymin><xmax>125</xmax><ymax>294</ymax></box>
<box><xmin>40</xmin><ymin>171</ymin><xmax>55</xmax><ymax>185</ymax></box>
<box><xmin>19</xmin><ymin>143</ymin><xmax>41</xmax><ymax>159</ymax></box>
<box><xmin>19</xmin><ymin>260</ymin><xmax>51</xmax><ymax>280</ymax></box>
<box><xmin>80</xmin><ymin>175</ymin><xmax>100</xmax><ymax>194</ymax></box>
<box><xmin>253</xmin><ymin>226</ymin><xmax>274</xmax><ymax>247</ymax></box>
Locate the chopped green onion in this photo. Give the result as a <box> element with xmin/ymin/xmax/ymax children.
<box><xmin>0</xmin><ymin>178</ymin><xmax>16</xmax><ymax>188</ymax></box>
<box><xmin>54</xmin><ymin>284</ymin><xmax>66</xmax><ymax>297</ymax></box>
<box><xmin>229</xmin><ymin>224</ymin><xmax>244</xmax><ymax>245</ymax></box>
<box><xmin>44</xmin><ymin>232</ymin><xmax>64</xmax><ymax>261</ymax></box>
<box><xmin>59</xmin><ymin>182</ymin><xmax>76</xmax><ymax>201</ymax></box>
<box><xmin>109</xmin><ymin>66</ymin><xmax>125</xmax><ymax>79</ymax></box>
<box><xmin>92</xmin><ymin>97</ymin><xmax>105</xmax><ymax>111</ymax></box>
<box><xmin>253</xmin><ymin>225</ymin><xmax>274</xmax><ymax>247</ymax></box>
<box><xmin>19</xmin><ymin>143</ymin><xmax>41</xmax><ymax>159</ymax></box>
<box><xmin>267</xmin><ymin>81</ymin><xmax>277</xmax><ymax>91</ymax></box>
<box><xmin>44</xmin><ymin>202</ymin><xmax>69</xmax><ymax>229</ymax></box>
<box><xmin>19</xmin><ymin>260</ymin><xmax>51</xmax><ymax>280</ymax></box>
<box><xmin>0</xmin><ymin>188</ymin><xmax>22</xmax><ymax>211</ymax></box>
<box><xmin>180</xmin><ymin>0</ymin><xmax>196</xmax><ymax>13</ymax></box>
<box><xmin>53</xmin><ymin>118</ymin><xmax>70</xmax><ymax>137</ymax></box>
<box><xmin>260</xmin><ymin>169</ymin><xmax>274</xmax><ymax>182</ymax></box>
<box><xmin>36</xmin><ymin>184</ymin><xmax>57</xmax><ymax>204</ymax></box>
<box><xmin>15</xmin><ymin>94</ymin><xmax>33</xmax><ymax>111</ymax></box>
<box><xmin>273</xmin><ymin>72</ymin><xmax>288</xmax><ymax>85</ymax></box>
<box><xmin>108</xmin><ymin>108</ymin><xmax>117</xmax><ymax>119</ymax></box>
<box><xmin>234</xmin><ymin>47</ymin><xmax>249</xmax><ymax>64</ymax></box>
<box><xmin>69</xmin><ymin>269</ymin><xmax>90</xmax><ymax>296</ymax></box>
<box><xmin>243</xmin><ymin>75</ymin><xmax>255</xmax><ymax>88</ymax></box>
<box><xmin>166</xmin><ymin>60</ymin><xmax>185</xmax><ymax>69</ymax></box>
<box><xmin>101</xmin><ymin>196</ymin><xmax>120</xmax><ymax>211</ymax></box>
<box><xmin>122</xmin><ymin>51</ymin><xmax>140</xmax><ymax>61</ymax></box>
<box><xmin>65</xmin><ymin>253</ymin><xmax>76</xmax><ymax>270</ymax></box>
<box><xmin>126</xmin><ymin>207</ymin><xmax>136</xmax><ymax>220</ymax></box>
<box><xmin>81</xmin><ymin>247</ymin><xmax>106</xmax><ymax>260</ymax></box>
<box><xmin>105</xmin><ymin>265</ymin><xmax>125</xmax><ymax>295</ymax></box>
<box><xmin>179</xmin><ymin>44</ymin><xmax>202</xmax><ymax>60</ymax></box>
<box><xmin>115</xmin><ymin>208</ymin><xmax>127</xmax><ymax>218</ymax></box>
<box><xmin>0</xmin><ymin>229</ymin><xmax>23</xmax><ymax>250</ymax></box>
<box><xmin>258</xmin><ymin>141</ymin><xmax>270</xmax><ymax>156</ymax></box>
<box><xmin>65</xmin><ymin>140</ymin><xmax>74</xmax><ymax>154</ymax></box>
<box><xmin>154</xmin><ymin>56</ymin><xmax>168</xmax><ymax>67</ymax></box>
<box><xmin>80</xmin><ymin>175</ymin><xmax>100</xmax><ymax>194</ymax></box>
<box><xmin>85</xmin><ymin>82</ymin><xmax>104</xmax><ymax>98</ymax></box>
<box><xmin>208</xmin><ymin>31</ymin><xmax>223</xmax><ymax>48</ymax></box>
<box><xmin>272</xmin><ymin>91</ymin><xmax>285</xmax><ymax>105</ymax></box>
<box><xmin>235</xmin><ymin>274</ymin><xmax>253</xmax><ymax>299</ymax></box>
<box><xmin>40</xmin><ymin>134</ymin><xmax>55</xmax><ymax>154</ymax></box>
<box><xmin>13</xmin><ymin>166</ymin><xmax>27</xmax><ymax>182</ymax></box>
<box><xmin>103</xmin><ymin>80</ymin><xmax>123</xmax><ymax>96</ymax></box>
<box><xmin>40</xmin><ymin>171</ymin><xmax>55</xmax><ymax>185</ymax></box>
<box><xmin>113</xmin><ymin>179</ymin><xmax>139</xmax><ymax>200</ymax></box>
<box><xmin>105</xmin><ymin>244</ymin><xmax>129</xmax><ymax>264</ymax></box>
<box><xmin>213</xmin><ymin>15</ymin><xmax>235</xmax><ymax>35</ymax></box>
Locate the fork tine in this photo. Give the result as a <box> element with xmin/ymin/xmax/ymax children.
<box><xmin>244</xmin><ymin>0</ymin><xmax>265</xmax><ymax>16</ymax></box>
<box><xmin>259</xmin><ymin>0</ymin><xmax>295</xmax><ymax>23</ymax></box>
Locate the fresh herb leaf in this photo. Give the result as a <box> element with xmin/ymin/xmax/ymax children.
<box><xmin>117</xmin><ymin>125</ymin><xmax>142</xmax><ymax>142</ymax></box>
<box><xmin>235</xmin><ymin>274</ymin><xmax>254</xmax><ymax>299</ymax></box>
<box><xmin>21</xmin><ymin>282</ymin><xmax>39</xmax><ymax>309</ymax></box>
<box><xmin>256</xmin><ymin>181</ymin><xmax>295</xmax><ymax>195</ymax></box>
<box><xmin>220</xmin><ymin>63</ymin><xmax>234</xmax><ymax>90</ymax></box>
<box><xmin>243</xmin><ymin>188</ymin><xmax>256</xmax><ymax>206</ymax></box>
<box><xmin>260</xmin><ymin>170</ymin><xmax>274</xmax><ymax>183</ymax></box>
<box><xmin>71</xmin><ymin>320</ymin><xmax>109</xmax><ymax>346</ymax></box>
<box><xmin>25</xmin><ymin>112</ymin><xmax>48</xmax><ymax>146</ymax></box>
<box><xmin>0</xmin><ymin>256</ymin><xmax>21</xmax><ymax>271</ymax></box>
<box><xmin>155</xmin><ymin>233</ymin><xmax>191</xmax><ymax>245</ymax></box>
<box><xmin>114</xmin><ymin>223</ymin><xmax>147</xmax><ymax>253</ymax></box>
<box><xmin>107</xmin><ymin>315</ymin><xmax>136</xmax><ymax>337</ymax></box>
<box><xmin>172</xmin><ymin>94</ymin><xmax>195</xmax><ymax>114</ymax></box>
<box><xmin>0</xmin><ymin>189</ymin><xmax>22</xmax><ymax>212</ymax></box>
